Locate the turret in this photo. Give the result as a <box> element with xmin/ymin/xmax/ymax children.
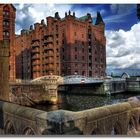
<box><xmin>73</xmin><ymin>12</ymin><xmax>75</xmax><ymax>17</ymax></box>
<box><xmin>41</xmin><ymin>19</ymin><xmax>45</xmax><ymax>25</ymax></box>
<box><xmin>30</xmin><ymin>25</ymin><xmax>33</xmax><ymax>30</ymax></box>
<box><xmin>55</xmin><ymin>12</ymin><xmax>60</xmax><ymax>20</ymax></box>
<box><xmin>95</xmin><ymin>11</ymin><xmax>104</xmax><ymax>25</ymax></box>
<box><xmin>65</xmin><ymin>12</ymin><xmax>67</xmax><ymax>17</ymax></box>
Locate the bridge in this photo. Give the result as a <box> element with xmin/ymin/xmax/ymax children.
<box><xmin>0</xmin><ymin>96</ymin><xmax>140</xmax><ymax>135</ymax></box>
<box><xmin>63</xmin><ymin>75</ymin><xmax>103</xmax><ymax>85</ymax></box>
<box><xmin>9</xmin><ymin>75</ymin><xmax>128</xmax><ymax>105</ymax></box>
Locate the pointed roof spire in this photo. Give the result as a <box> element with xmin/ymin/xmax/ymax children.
<box><xmin>55</xmin><ymin>12</ymin><xmax>60</xmax><ymax>19</ymax></box>
<box><xmin>73</xmin><ymin>12</ymin><xmax>75</xmax><ymax>17</ymax></box>
<box><xmin>69</xmin><ymin>10</ymin><xmax>71</xmax><ymax>15</ymax></box>
<box><xmin>95</xmin><ymin>11</ymin><xmax>104</xmax><ymax>25</ymax></box>
<box><xmin>65</xmin><ymin>12</ymin><xmax>67</xmax><ymax>17</ymax></box>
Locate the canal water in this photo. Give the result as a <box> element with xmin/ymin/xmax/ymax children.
<box><xmin>32</xmin><ymin>92</ymin><xmax>140</xmax><ymax>112</ymax></box>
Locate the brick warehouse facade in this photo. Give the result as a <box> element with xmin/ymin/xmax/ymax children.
<box><xmin>0</xmin><ymin>4</ymin><xmax>16</xmax><ymax>81</ymax></box>
<box><xmin>15</xmin><ymin>11</ymin><xmax>106</xmax><ymax>79</ymax></box>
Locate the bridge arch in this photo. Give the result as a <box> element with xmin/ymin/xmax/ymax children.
<box><xmin>121</xmin><ymin>72</ymin><xmax>130</xmax><ymax>79</ymax></box>
<box><xmin>23</xmin><ymin>127</ymin><xmax>35</xmax><ymax>135</ymax></box>
<box><xmin>111</xmin><ymin>122</ymin><xmax>122</xmax><ymax>135</ymax></box>
<box><xmin>4</xmin><ymin>120</ymin><xmax>16</xmax><ymax>134</ymax></box>
<box><xmin>91</xmin><ymin>128</ymin><xmax>102</xmax><ymax>135</ymax></box>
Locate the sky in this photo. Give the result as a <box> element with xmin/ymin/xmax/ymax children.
<box><xmin>13</xmin><ymin>4</ymin><xmax>140</xmax><ymax>70</ymax></box>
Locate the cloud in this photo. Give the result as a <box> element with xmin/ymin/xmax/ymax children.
<box><xmin>110</xmin><ymin>4</ymin><xmax>136</xmax><ymax>15</ymax></box>
<box><xmin>106</xmin><ymin>22</ymin><xmax>140</xmax><ymax>69</ymax></box>
<box><xmin>14</xmin><ymin>4</ymin><xmax>73</xmax><ymax>34</ymax></box>
<box><xmin>104</xmin><ymin>4</ymin><xmax>136</xmax><ymax>23</ymax></box>
<box><xmin>14</xmin><ymin>4</ymin><xmax>103</xmax><ymax>34</ymax></box>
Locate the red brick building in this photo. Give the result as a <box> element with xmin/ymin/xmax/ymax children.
<box><xmin>15</xmin><ymin>11</ymin><xmax>106</xmax><ymax>79</ymax></box>
<box><xmin>0</xmin><ymin>4</ymin><xmax>16</xmax><ymax>81</ymax></box>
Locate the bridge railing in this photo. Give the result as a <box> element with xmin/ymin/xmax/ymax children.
<box><xmin>63</xmin><ymin>75</ymin><xmax>104</xmax><ymax>85</ymax></box>
<box><xmin>1</xmin><ymin>96</ymin><xmax>140</xmax><ymax>135</ymax></box>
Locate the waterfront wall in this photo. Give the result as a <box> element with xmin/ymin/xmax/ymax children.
<box><xmin>104</xmin><ymin>79</ymin><xmax>126</xmax><ymax>94</ymax></box>
<box><xmin>126</xmin><ymin>78</ymin><xmax>140</xmax><ymax>92</ymax></box>
<box><xmin>0</xmin><ymin>96</ymin><xmax>140</xmax><ymax>135</ymax></box>
<box><xmin>9</xmin><ymin>76</ymin><xmax>64</xmax><ymax>106</ymax></box>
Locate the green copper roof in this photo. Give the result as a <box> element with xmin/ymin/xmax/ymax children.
<box><xmin>78</xmin><ymin>15</ymin><xmax>88</xmax><ymax>21</ymax></box>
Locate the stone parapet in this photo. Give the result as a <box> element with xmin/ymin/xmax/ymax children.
<box><xmin>1</xmin><ymin>96</ymin><xmax>140</xmax><ymax>135</ymax></box>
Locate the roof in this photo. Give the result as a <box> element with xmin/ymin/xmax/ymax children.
<box><xmin>78</xmin><ymin>15</ymin><xmax>88</xmax><ymax>21</ymax></box>
<box><xmin>0</xmin><ymin>4</ymin><xmax>16</xmax><ymax>11</ymax></box>
<box><xmin>95</xmin><ymin>11</ymin><xmax>104</xmax><ymax>25</ymax></box>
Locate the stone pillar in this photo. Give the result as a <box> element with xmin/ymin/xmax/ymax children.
<box><xmin>0</xmin><ymin>40</ymin><xmax>10</xmax><ymax>101</ymax></box>
<box><xmin>46</xmin><ymin>84</ymin><xmax>58</xmax><ymax>104</ymax></box>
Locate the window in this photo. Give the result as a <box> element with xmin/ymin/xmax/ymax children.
<box><xmin>89</xmin><ymin>49</ymin><xmax>92</xmax><ymax>53</ymax></box>
<box><xmin>75</xmin><ymin>55</ymin><xmax>77</xmax><ymax>60</ymax></box>
<box><xmin>56</xmin><ymin>25</ymin><xmax>58</xmax><ymax>30</ymax></box>
<box><xmin>74</xmin><ymin>71</ymin><xmax>78</xmax><ymax>75</ymax></box>
<box><xmin>62</xmin><ymin>48</ymin><xmax>64</xmax><ymax>52</ymax></box>
<box><xmin>82</xmin><ymin>71</ymin><xmax>85</xmax><ymax>76</ymax></box>
<box><xmin>74</xmin><ymin>32</ymin><xmax>76</xmax><ymax>36</ymax></box>
<box><xmin>75</xmin><ymin>47</ymin><xmax>77</xmax><ymax>52</ymax></box>
<box><xmin>89</xmin><ymin>56</ymin><xmax>92</xmax><ymax>60</ymax></box>
<box><xmin>62</xmin><ymin>32</ymin><xmax>64</xmax><ymax>37</ymax></box>
<box><xmin>88</xmin><ymin>42</ymin><xmax>91</xmax><ymax>46</ymax></box>
<box><xmin>88</xmin><ymin>34</ymin><xmax>91</xmax><ymax>39</ymax></box>
<box><xmin>56</xmin><ymin>48</ymin><xmax>59</xmax><ymax>53</ymax></box>
<box><xmin>89</xmin><ymin>71</ymin><xmax>92</xmax><ymax>77</ymax></box>
<box><xmin>3</xmin><ymin>31</ymin><xmax>9</xmax><ymax>37</ymax></box>
<box><xmin>82</xmin><ymin>48</ymin><xmax>84</xmax><ymax>53</ymax></box>
<box><xmin>62</xmin><ymin>40</ymin><xmax>64</xmax><ymax>44</ymax></box>
<box><xmin>56</xmin><ymin>34</ymin><xmax>58</xmax><ymax>38</ymax></box>
<box><xmin>95</xmin><ymin>50</ymin><xmax>97</xmax><ymax>54</ymax></box>
<box><xmin>3</xmin><ymin>11</ymin><xmax>9</xmax><ymax>16</ymax></box>
<box><xmin>3</xmin><ymin>21</ymin><xmax>9</xmax><ymax>26</ymax></box>
<box><xmin>82</xmin><ymin>56</ymin><xmax>84</xmax><ymax>60</ymax></box>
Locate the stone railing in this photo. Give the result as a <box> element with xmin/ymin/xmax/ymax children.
<box><xmin>0</xmin><ymin>96</ymin><xmax>140</xmax><ymax>135</ymax></box>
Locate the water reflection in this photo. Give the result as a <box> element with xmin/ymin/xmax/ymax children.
<box><xmin>32</xmin><ymin>92</ymin><xmax>140</xmax><ymax>112</ymax></box>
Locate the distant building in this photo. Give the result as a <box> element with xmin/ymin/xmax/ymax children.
<box><xmin>106</xmin><ymin>68</ymin><xmax>140</xmax><ymax>78</ymax></box>
<box><xmin>137</xmin><ymin>4</ymin><xmax>140</xmax><ymax>19</ymax></box>
<box><xmin>15</xmin><ymin>11</ymin><xmax>106</xmax><ymax>79</ymax></box>
<box><xmin>0</xmin><ymin>4</ymin><xmax>16</xmax><ymax>81</ymax></box>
